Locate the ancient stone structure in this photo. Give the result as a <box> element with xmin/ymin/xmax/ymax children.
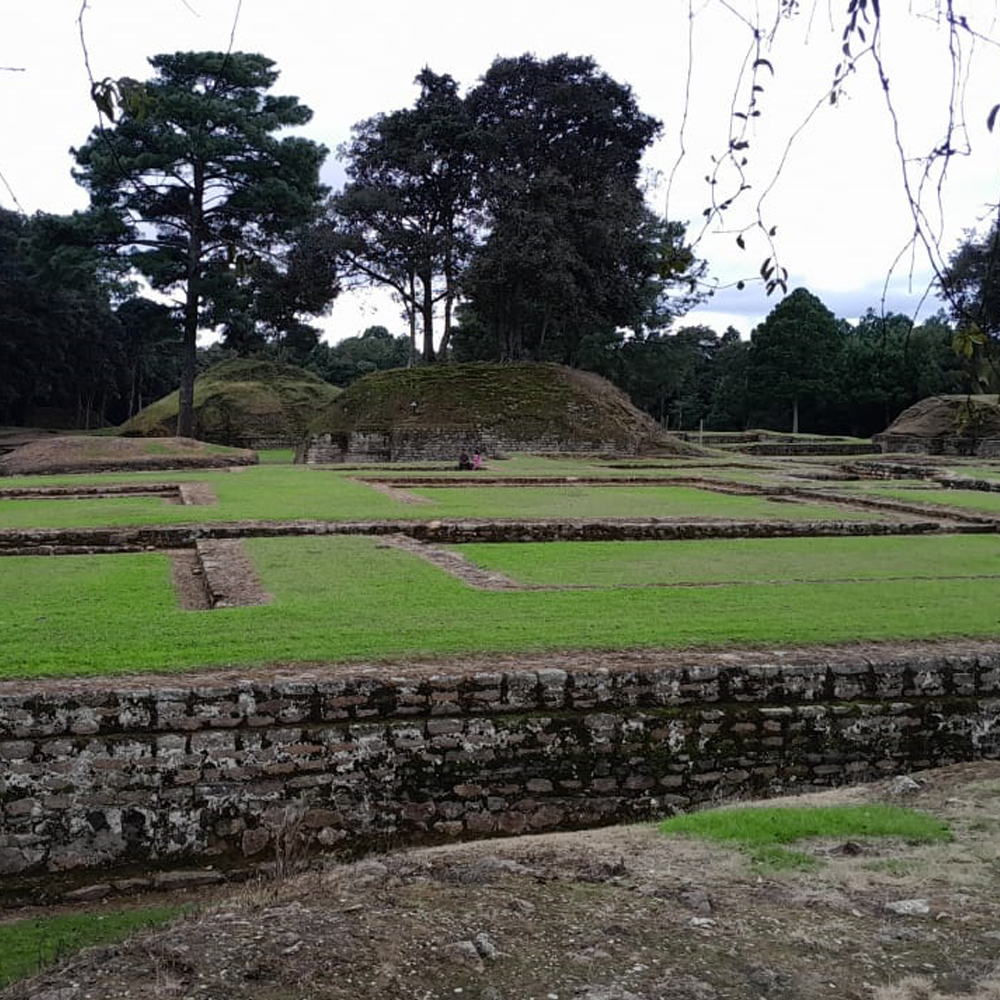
<box><xmin>2</xmin><ymin>645</ymin><xmax>999</xmax><ymax>895</ymax></box>
<box><xmin>297</xmin><ymin>427</ymin><xmax>624</xmax><ymax>463</ymax></box>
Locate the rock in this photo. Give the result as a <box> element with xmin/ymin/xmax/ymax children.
<box><xmin>63</xmin><ymin>882</ymin><xmax>113</xmax><ymax>901</ymax></box>
<box><xmin>690</xmin><ymin>916</ymin><xmax>716</xmax><ymax>928</ymax></box>
<box><xmin>350</xmin><ymin>860</ymin><xmax>389</xmax><ymax>887</ymax></box>
<box><xmin>473</xmin><ymin>932</ymin><xmax>500</xmax><ymax>961</ymax></box>
<box><xmin>242</xmin><ymin>827</ymin><xmax>270</xmax><ymax>857</ymax></box>
<box><xmin>748</xmin><ymin>965</ymin><xmax>781</xmax><ymax>992</ymax></box>
<box><xmin>152</xmin><ymin>869</ymin><xmax>224</xmax><ymax>889</ymax></box>
<box><xmin>679</xmin><ymin>886</ymin><xmax>713</xmax><ymax>913</ymax></box>
<box><xmin>441</xmin><ymin>939</ymin><xmax>485</xmax><ymax>972</ymax></box>
<box><xmin>576</xmin><ymin>987</ymin><xmax>642</xmax><ymax>1000</ymax></box>
<box><xmin>887</xmin><ymin>774</ymin><xmax>922</xmax><ymax>796</ymax></box>
<box><xmin>837</xmin><ymin>840</ymin><xmax>865</xmax><ymax>856</ymax></box>
<box><xmin>885</xmin><ymin>898</ymin><xmax>931</xmax><ymax>916</ymax></box>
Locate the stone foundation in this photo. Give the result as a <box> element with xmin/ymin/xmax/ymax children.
<box><xmin>2</xmin><ymin>644</ymin><xmax>999</xmax><ymax>894</ymax></box>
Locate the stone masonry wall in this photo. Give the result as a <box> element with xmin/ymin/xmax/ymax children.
<box><xmin>299</xmin><ymin>428</ymin><xmax>626</xmax><ymax>463</ymax></box>
<box><xmin>2</xmin><ymin>648</ymin><xmax>1000</xmax><ymax>890</ymax></box>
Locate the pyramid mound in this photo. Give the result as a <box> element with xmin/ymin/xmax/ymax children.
<box><xmin>0</xmin><ymin>436</ymin><xmax>255</xmax><ymax>476</ymax></box>
<box><xmin>875</xmin><ymin>394</ymin><xmax>1000</xmax><ymax>456</ymax></box>
<box><xmin>300</xmin><ymin>362</ymin><xmax>697</xmax><ymax>462</ymax></box>
<box><xmin>120</xmin><ymin>359</ymin><xmax>341</xmax><ymax>448</ymax></box>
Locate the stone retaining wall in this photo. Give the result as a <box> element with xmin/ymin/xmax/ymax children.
<box><xmin>2</xmin><ymin>647</ymin><xmax>999</xmax><ymax>893</ymax></box>
<box><xmin>298</xmin><ymin>428</ymin><xmax>629</xmax><ymax>463</ymax></box>
<box><xmin>0</xmin><ymin>516</ymin><xmax>968</xmax><ymax>557</ymax></box>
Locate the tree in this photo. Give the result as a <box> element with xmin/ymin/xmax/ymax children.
<box><xmin>461</xmin><ymin>54</ymin><xmax>700</xmax><ymax>361</ymax></box>
<box><xmin>72</xmin><ymin>51</ymin><xmax>329</xmax><ymax>436</ymax></box>
<box><xmin>306</xmin><ymin>324</ymin><xmax>410</xmax><ymax>386</ymax></box>
<box><xmin>0</xmin><ymin>208</ymin><xmax>127</xmax><ymax>428</ymax></box>
<box><xmin>747</xmin><ymin>287</ymin><xmax>842</xmax><ymax>433</ymax></box>
<box><xmin>329</xmin><ymin>69</ymin><xmax>476</xmax><ymax>363</ymax></box>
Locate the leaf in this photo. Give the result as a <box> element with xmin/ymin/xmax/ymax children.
<box><xmin>768</xmin><ymin>226</ymin><xmax>777</xmax><ymax>237</ymax></box>
<box><xmin>988</xmin><ymin>104</ymin><xmax>1000</xmax><ymax>133</ymax></box>
<box><xmin>736</xmin><ymin>233</ymin><xmax>746</xmax><ymax>250</ymax></box>
<box><xmin>872</xmin><ymin>0</ymin><xmax>880</xmax><ymax>17</ymax></box>
<box><xmin>736</xmin><ymin>280</ymin><xmax>745</xmax><ymax>291</ymax></box>
<box><xmin>753</xmin><ymin>58</ymin><xmax>775</xmax><ymax>75</ymax></box>
<box><xmin>733</xmin><ymin>112</ymin><xmax>747</xmax><ymax>120</ymax></box>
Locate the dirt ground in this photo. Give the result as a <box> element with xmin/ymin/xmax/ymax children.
<box><xmin>6</xmin><ymin>761</ymin><xmax>1000</xmax><ymax>1000</ymax></box>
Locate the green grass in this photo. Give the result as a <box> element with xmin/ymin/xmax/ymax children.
<box><xmin>0</xmin><ymin>905</ymin><xmax>183</xmax><ymax>988</ymax></box>
<box><xmin>451</xmin><ymin>534</ymin><xmax>1000</xmax><ymax>587</ymax></box>
<box><xmin>257</xmin><ymin>448</ymin><xmax>295</xmax><ymax>464</ymax></box>
<box><xmin>4</xmin><ymin>536</ymin><xmax>1000</xmax><ymax>677</ymax></box>
<box><xmin>658</xmin><ymin>804</ymin><xmax>950</xmax><ymax>869</ymax></box>
<box><xmin>407</xmin><ymin>485</ymin><xmax>879</xmax><ymax>521</ymax></box>
<box><xmin>0</xmin><ymin>468</ymin><xmax>883</xmax><ymax>529</ymax></box>
<box><xmin>861</xmin><ymin>487</ymin><xmax>1000</xmax><ymax>513</ymax></box>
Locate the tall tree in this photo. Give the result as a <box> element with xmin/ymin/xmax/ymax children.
<box><xmin>461</xmin><ymin>53</ymin><xmax>696</xmax><ymax>361</ymax></box>
<box><xmin>329</xmin><ymin>69</ymin><xmax>476</xmax><ymax>363</ymax></box>
<box><xmin>747</xmin><ymin>287</ymin><xmax>842</xmax><ymax>433</ymax></box>
<box><xmin>72</xmin><ymin>51</ymin><xmax>329</xmax><ymax>436</ymax></box>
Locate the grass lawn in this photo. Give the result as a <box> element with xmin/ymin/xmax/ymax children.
<box><xmin>4</xmin><ymin>536</ymin><xmax>1000</xmax><ymax>677</ymax></box>
<box><xmin>658</xmin><ymin>804</ymin><xmax>950</xmax><ymax>869</ymax></box>
<box><xmin>0</xmin><ymin>905</ymin><xmax>183</xmax><ymax>988</ymax></box>
<box><xmin>406</xmin><ymin>485</ymin><xmax>880</xmax><ymax>521</ymax></box>
<box><xmin>860</xmin><ymin>487</ymin><xmax>1000</xmax><ymax>513</ymax></box>
<box><xmin>0</xmin><ymin>468</ymin><xmax>883</xmax><ymax>529</ymax></box>
<box><xmin>450</xmin><ymin>535</ymin><xmax>1000</xmax><ymax>587</ymax></box>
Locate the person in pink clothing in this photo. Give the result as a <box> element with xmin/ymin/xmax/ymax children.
<box><xmin>472</xmin><ymin>451</ymin><xmax>483</xmax><ymax>470</ymax></box>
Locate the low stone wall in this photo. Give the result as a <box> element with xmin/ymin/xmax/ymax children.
<box><xmin>2</xmin><ymin>645</ymin><xmax>1000</xmax><ymax>894</ymax></box>
<box><xmin>0</xmin><ymin>516</ymin><xmax>967</xmax><ymax>556</ymax></box>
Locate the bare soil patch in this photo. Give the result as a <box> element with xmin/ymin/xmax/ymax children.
<box><xmin>0</xmin><ymin>437</ymin><xmax>255</xmax><ymax>476</ymax></box>
<box><xmin>194</xmin><ymin>539</ymin><xmax>271</xmax><ymax>608</ymax></box>
<box><xmin>6</xmin><ymin>762</ymin><xmax>1000</xmax><ymax>1000</ymax></box>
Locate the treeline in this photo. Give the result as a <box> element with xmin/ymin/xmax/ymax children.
<box><xmin>584</xmin><ymin>297</ymin><xmax>964</xmax><ymax>438</ymax></box>
<box><xmin>0</xmin><ymin>48</ymin><xmax>991</xmax><ymax>435</ymax></box>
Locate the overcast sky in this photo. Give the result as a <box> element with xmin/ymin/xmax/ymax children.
<box><xmin>3</xmin><ymin>0</ymin><xmax>999</xmax><ymax>343</ymax></box>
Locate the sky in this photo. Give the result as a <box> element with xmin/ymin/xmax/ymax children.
<box><xmin>3</xmin><ymin>0</ymin><xmax>999</xmax><ymax>344</ymax></box>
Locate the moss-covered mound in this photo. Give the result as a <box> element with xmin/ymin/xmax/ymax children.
<box><xmin>0</xmin><ymin>436</ymin><xmax>255</xmax><ymax>476</ymax></box>
<box><xmin>881</xmin><ymin>395</ymin><xmax>1000</xmax><ymax>439</ymax></box>
<box><xmin>876</xmin><ymin>395</ymin><xmax>1000</xmax><ymax>456</ymax></box>
<box><xmin>120</xmin><ymin>359</ymin><xmax>341</xmax><ymax>447</ymax></box>
<box><xmin>307</xmin><ymin>362</ymin><xmax>696</xmax><ymax>457</ymax></box>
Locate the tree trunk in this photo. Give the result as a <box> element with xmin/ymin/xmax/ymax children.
<box><xmin>407</xmin><ymin>270</ymin><xmax>417</xmax><ymax>367</ymax></box>
<box><xmin>791</xmin><ymin>397</ymin><xmax>799</xmax><ymax>434</ymax></box>
<box><xmin>420</xmin><ymin>269</ymin><xmax>435</xmax><ymax>363</ymax></box>
<box><xmin>438</xmin><ymin>256</ymin><xmax>454</xmax><ymax>360</ymax></box>
<box><xmin>178</xmin><ymin>162</ymin><xmax>204</xmax><ymax>439</ymax></box>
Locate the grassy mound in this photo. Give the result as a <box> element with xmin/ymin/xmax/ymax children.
<box><xmin>120</xmin><ymin>359</ymin><xmax>341</xmax><ymax>446</ymax></box>
<box><xmin>881</xmin><ymin>395</ymin><xmax>1000</xmax><ymax>440</ymax></box>
<box><xmin>0</xmin><ymin>436</ymin><xmax>255</xmax><ymax>476</ymax></box>
<box><xmin>310</xmin><ymin>362</ymin><xmax>696</xmax><ymax>454</ymax></box>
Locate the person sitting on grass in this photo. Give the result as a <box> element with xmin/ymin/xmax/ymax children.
<box><xmin>458</xmin><ymin>452</ymin><xmax>473</xmax><ymax>470</ymax></box>
<box><xmin>472</xmin><ymin>451</ymin><xmax>483</xmax><ymax>470</ymax></box>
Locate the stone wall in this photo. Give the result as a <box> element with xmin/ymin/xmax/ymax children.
<box><xmin>876</xmin><ymin>433</ymin><xmax>1000</xmax><ymax>458</ymax></box>
<box><xmin>2</xmin><ymin>646</ymin><xmax>999</xmax><ymax>893</ymax></box>
<box><xmin>298</xmin><ymin>427</ymin><xmax>625</xmax><ymax>463</ymax></box>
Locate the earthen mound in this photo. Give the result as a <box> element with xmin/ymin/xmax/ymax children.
<box><xmin>876</xmin><ymin>394</ymin><xmax>1000</xmax><ymax>456</ymax></box>
<box><xmin>119</xmin><ymin>359</ymin><xmax>341</xmax><ymax>448</ymax></box>
<box><xmin>300</xmin><ymin>362</ymin><xmax>700</xmax><ymax>462</ymax></box>
<box><xmin>0</xmin><ymin>436</ymin><xmax>256</xmax><ymax>476</ymax></box>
